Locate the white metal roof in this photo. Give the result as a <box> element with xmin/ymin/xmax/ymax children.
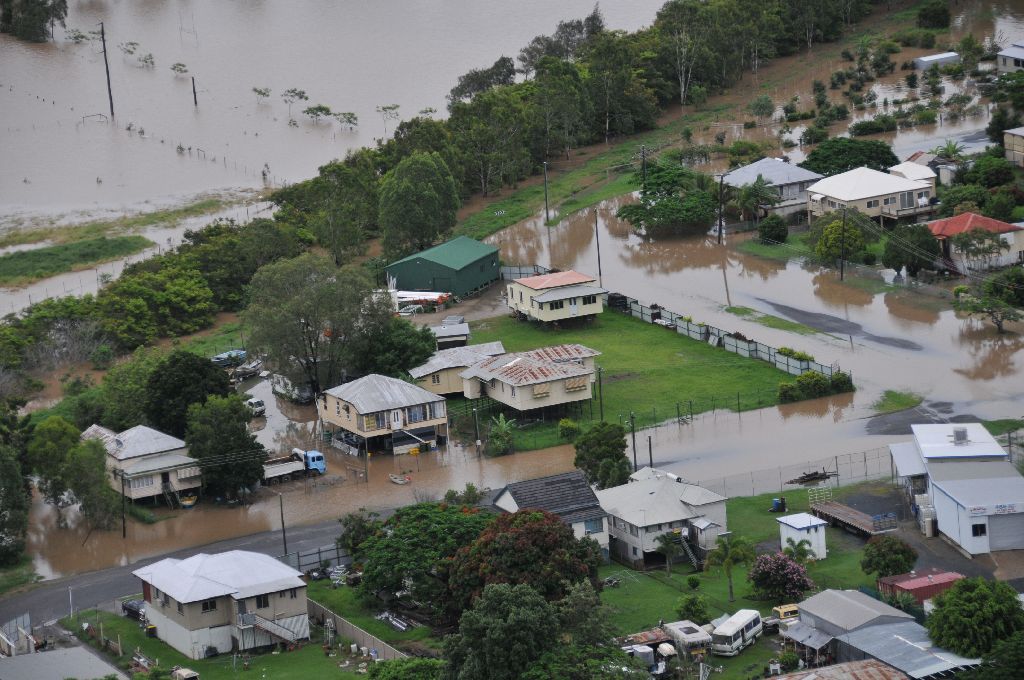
<box><xmin>430</xmin><ymin>323</ymin><xmax>470</xmax><ymax>338</ymax></box>
<box><xmin>408</xmin><ymin>342</ymin><xmax>506</xmax><ymax>379</ymax></box>
<box><xmin>889</xmin><ymin>161</ymin><xmax>937</xmax><ymax>181</ymax></box>
<box><xmin>532</xmin><ymin>284</ymin><xmax>608</xmax><ymax>303</ymax></box>
<box><xmin>664</xmin><ymin>620</ymin><xmax>712</xmax><ymax>645</ymax></box>
<box><xmin>806</xmin><ymin>167</ymin><xmax>929</xmax><ymax>202</ymax></box>
<box><xmin>777</xmin><ymin>512</ymin><xmax>828</xmax><ymax>530</ymax></box>
<box><xmin>998</xmin><ymin>44</ymin><xmax>1024</xmax><ymax>60</ymax></box>
<box><xmin>324</xmin><ymin>374</ymin><xmax>445</xmax><ymax>413</ymax></box>
<box><xmin>723</xmin><ymin>157</ymin><xmax>823</xmax><ymax>188</ymax></box>
<box><xmin>123</xmin><ymin>453</ymin><xmax>198</xmax><ymax>476</ymax></box>
<box><xmin>596</xmin><ymin>476</ymin><xmax>726</xmax><ymax>527</ymax></box>
<box><xmin>910</xmin><ymin>423</ymin><xmax>1005</xmax><ymax>459</ymax></box>
<box><xmin>930</xmin><ymin>461</ymin><xmax>1024</xmax><ymax>509</ymax></box>
<box><xmin>0</xmin><ymin>646</ymin><xmax>129</xmax><ymax>680</ymax></box>
<box><xmin>1004</xmin><ymin>125</ymin><xmax>1024</xmax><ymax>137</ymax></box>
<box><xmin>890</xmin><ymin>441</ymin><xmax>926</xmax><ymax>477</ymax></box>
<box><xmin>132</xmin><ymin>550</ymin><xmax>305</xmax><ymax>604</ymax></box>
<box><xmin>799</xmin><ymin>590</ymin><xmax>912</xmax><ymax>632</ymax></box>
<box><xmin>85</xmin><ymin>425</ymin><xmax>186</xmax><ymax>461</ymax></box>
<box><xmin>914</xmin><ymin>51</ymin><xmax>960</xmax><ymax>64</ymax></box>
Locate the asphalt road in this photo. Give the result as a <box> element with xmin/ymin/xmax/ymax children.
<box><xmin>0</xmin><ymin>518</ymin><xmax>349</xmax><ymax>628</ymax></box>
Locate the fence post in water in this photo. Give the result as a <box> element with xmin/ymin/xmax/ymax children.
<box><xmin>192</xmin><ymin>76</ymin><xmax>198</xmax><ymax>107</ymax></box>
<box><xmin>736</xmin><ymin>393</ymin><xmax>741</xmax><ymax>414</ymax></box>
<box><xmin>689</xmin><ymin>400</ymin><xmax>693</xmax><ymax>422</ymax></box>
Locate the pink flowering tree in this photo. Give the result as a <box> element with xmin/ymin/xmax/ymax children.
<box><xmin>748</xmin><ymin>552</ymin><xmax>815</xmax><ymax>603</ymax></box>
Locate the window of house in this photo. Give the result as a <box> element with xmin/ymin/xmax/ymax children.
<box><xmin>884</xmin><ymin>196</ymin><xmax>896</xmax><ymax>205</ymax></box>
<box><xmin>289</xmin><ymin>588</ymin><xmax>298</xmax><ymax>599</ymax></box>
<box><xmin>629</xmin><ymin>524</ymin><xmax>639</xmax><ymax>537</ymax></box>
<box><xmin>584</xmin><ymin>518</ymin><xmax>603</xmax><ymax>534</ymax></box>
<box><xmin>632</xmin><ymin>547</ymin><xmax>638</xmax><ymax>556</ymax></box>
<box><xmin>335</xmin><ymin>401</ymin><xmax>341</xmax><ymax>416</ymax></box>
<box><xmin>582</xmin><ymin>295</ymin><xmax>597</xmax><ymax>305</ymax></box>
<box><xmin>201</xmin><ymin>599</ymin><xmax>217</xmax><ymax>613</ymax></box>
<box><xmin>374</xmin><ymin>412</ymin><xmax>387</xmax><ymax>429</ymax></box>
<box><xmin>1017</xmin><ymin>58</ymin><xmax>1024</xmax><ymax>67</ymax></box>
<box><xmin>519</xmin><ymin>291</ymin><xmax>523</xmax><ymax>302</ymax></box>
<box><xmin>972</xmin><ymin>523</ymin><xmax>987</xmax><ymax>537</ymax></box>
<box><xmin>407</xmin><ymin>404</ymin><xmax>427</xmax><ymax>423</ymax></box>
<box><xmin>550</xmin><ymin>300</ymin><xmax>564</xmax><ymax>310</ymax></box>
<box><xmin>431</xmin><ymin>374</ymin><xmax>441</xmax><ymax>385</ymax></box>
<box><xmin>1017</xmin><ymin>250</ymin><xmax>1023</xmax><ymax>263</ymax></box>
<box><xmin>256</xmin><ymin>594</ymin><xmax>270</xmax><ymax>609</ymax></box>
<box><xmin>343</xmin><ymin>404</ymin><xmax>350</xmax><ymax>415</ymax></box>
<box><xmin>177</xmin><ymin>601</ymin><xmax>184</xmax><ymax>615</ymax></box>
<box><xmin>130</xmin><ymin>477</ymin><xmax>155</xmax><ymax>490</ymax></box>
<box><xmin>510</xmin><ymin>386</ymin><xmax>516</xmax><ymax>397</ymax></box>
<box><xmin>866</xmin><ymin>200</ymin><xmax>879</xmax><ymax>208</ymax></box>
<box><xmin>154</xmin><ymin>587</ymin><xmax>161</xmax><ymax>599</ymax></box>
<box><xmin>162</xmin><ymin>593</ymin><xmax>169</xmax><ymax>607</ymax></box>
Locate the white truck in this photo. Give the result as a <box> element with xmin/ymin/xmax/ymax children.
<box><xmin>262</xmin><ymin>448</ymin><xmax>326</xmax><ymax>484</ymax></box>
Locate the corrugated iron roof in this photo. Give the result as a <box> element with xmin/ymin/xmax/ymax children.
<box><xmin>324</xmin><ymin>374</ymin><xmax>445</xmax><ymax>413</ymax></box>
<box><xmin>386</xmin><ymin>236</ymin><xmax>497</xmax><ymax>270</ymax></box>
<box><xmin>799</xmin><ymin>590</ymin><xmax>912</xmax><ymax>632</ymax></box>
<box><xmin>521</xmin><ymin>343</ymin><xmax>602</xmax><ymax>363</ymax></box>
<box><xmin>132</xmin><ymin>550</ymin><xmax>305</xmax><ymax>604</ymax></box>
<box><xmin>82</xmin><ymin>424</ymin><xmax>185</xmax><ymax>461</ymax></box>
<box><xmin>778</xmin><ymin>659</ymin><xmax>909</xmax><ymax>679</ymax></box>
<box><xmin>878</xmin><ymin>568</ymin><xmax>964</xmax><ymax>591</ymax></box>
<box><xmin>596</xmin><ymin>476</ymin><xmax>726</xmax><ymax>527</ymax></box>
<box><xmin>408</xmin><ymin>342</ymin><xmax>506</xmax><ymax>379</ymax></box>
<box><xmin>531</xmin><ymin>284</ymin><xmax>608</xmax><ymax>302</ymax></box>
<box><xmin>513</xmin><ymin>270</ymin><xmax>595</xmax><ymax>290</ymax></box>
<box><xmin>497</xmin><ymin>470</ymin><xmax>606</xmax><ymax>525</ymax></box>
<box><xmin>460</xmin><ymin>352</ymin><xmax>592</xmax><ymax>387</ymax></box>
<box><xmin>723</xmin><ymin>157</ymin><xmax>823</xmax><ymax>188</ymax></box>
<box><xmin>836</xmin><ymin>621</ymin><xmax>979</xmax><ymax>678</ymax></box>
<box><xmin>927</xmin><ymin>212</ymin><xmax>1022</xmax><ymax>238</ymax></box>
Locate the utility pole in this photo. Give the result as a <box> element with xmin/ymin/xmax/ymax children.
<box><xmin>99</xmin><ymin>22</ymin><xmax>114</xmax><ymax>119</ymax></box>
<box><xmin>473</xmin><ymin>407</ymin><xmax>481</xmax><ymax>454</ymax></box>
<box><xmin>278</xmin><ymin>493</ymin><xmax>288</xmax><ymax>555</ymax></box>
<box><xmin>121</xmin><ymin>474</ymin><xmax>127</xmax><ymax>539</ymax></box>
<box><xmin>597</xmin><ymin>366</ymin><xmax>604</xmax><ymax>421</ymax></box>
<box><xmin>640</xmin><ymin>145</ymin><xmax>648</xmax><ymax>190</ymax></box>
<box><xmin>630</xmin><ymin>412</ymin><xmax>638</xmax><ymax>472</ymax></box>
<box><xmin>191</xmin><ymin>76</ymin><xmax>198</xmax><ymax>107</ymax></box>
<box><xmin>594</xmin><ymin>209</ymin><xmax>603</xmax><ymax>287</ymax></box>
<box><xmin>542</xmin><ymin>161</ymin><xmax>550</xmax><ymax>223</ymax></box>
<box><xmin>840</xmin><ymin>207</ymin><xmax>847</xmax><ymax>281</ymax></box>
<box><xmin>648</xmin><ymin>435</ymin><xmax>653</xmax><ymax>469</ymax></box>
<box><xmin>717</xmin><ymin>173</ymin><xmax>725</xmax><ymax>245</ymax></box>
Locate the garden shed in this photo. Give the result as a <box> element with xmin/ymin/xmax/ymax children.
<box><xmin>777</xmin><ymin>512</ymin><xmax>828</xmax><ymax>560</ymax></box>
<box><xmin>384</xmin><ymin>236</ymin><xmax>499</xmax><ymax>297</ymax></box>
<box><xmin>912</xmin><ymin>52</ymin><xmax>960</xmax><ymax>70</ymax></box>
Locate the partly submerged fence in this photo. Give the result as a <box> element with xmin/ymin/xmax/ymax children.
<box><xmin>278</xmin><ymin>544</ymin><xmax>351</xmax><ymax>573</ymax></box>
<box><xmin>307</xmin><ymin>599</ymin><xmax>407</xmax><ymax>661</ymax></box>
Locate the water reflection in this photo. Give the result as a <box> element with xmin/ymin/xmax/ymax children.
<box><xmin>954</xmin><ymin>321</ymin><xmax>1023</xmax><ymax>380</ymax></box>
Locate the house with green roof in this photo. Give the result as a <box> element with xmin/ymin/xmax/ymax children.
<box><xmin>384</xmin><ymin>236</ymin><xmax>499</xmax><ymax>297</ymax></box>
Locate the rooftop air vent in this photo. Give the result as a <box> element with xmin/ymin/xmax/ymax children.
<box><xmin>952</xmin><ymin>427</ymin><xmax>969</xmax><ymax>445</ymax></box>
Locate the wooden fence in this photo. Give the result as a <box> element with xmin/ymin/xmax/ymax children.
<box><xmin>307</xmin><ymin>599</ymin><xmax>407</xmax><ymax>661</ymax></box>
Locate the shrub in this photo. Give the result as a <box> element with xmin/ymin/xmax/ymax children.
<box><xmin>801</xmin><ymin>125</ymin><xmax>829</xmax><ymax>145</ymax></box>
<box><xmin>860</xmin><ymin>535</ymin><xmax>918</xmax><ymax>577</ymax></box>
<box><xmin>778</xmin><ymin>383</ymin><xmax>802</xmax><ymax>403</ymax></box>
<box><xmin>779</xmin><ymin>652</ymin><xmax>800</xmax><ymax>671</ymax></box>
<box><xmin>795</xmin><ymin>370</ymin><xmax>831</xmax><ymax>398</ymax></box>
<box><xmin>862</xmin><ymin>252</ymin><xmax>877</xmax><ymax>265</ymax></box>
<box><xmin>829</xmin><ymin>371</ymin><xmax>855</xmax><ymax>394</ymax></box>
<box><xmin>558</xmin><ymin>418</ymin><xmax>581</xmax><ymax>442</ymax></box>
<box><xmin>748</xmin><ymin>553</ymin><xmax>815</xmax><ymax>603</ymax></box>
<box><xmin>777</xmin><ymin>347</ymin><xmax>815</xmax><ymax>362</ymax></box>
<box><xmin>687</xmin><ymin>575</ymin><xmax>700</xmax><ymax>590</ymax></box>
<box><xmin>758</xmin><ymin>214</ymin><xmax>788</xmax><ymax>244</ymax></box>
<box><xmin>90</xmin><ymin>344</ymin><xmax>114</xmax><ymax>370</ymax></box>
<box><xmin>917</xmin><ymin>0</ymin><xmax>950</xmax><ymax>29</ymax></box>
<box><xmin>676</xmin><ymin>594</ymin><xmax>709</xmax><ymax>624</ymax></box>
<box><xmin>905</xmin><ymin>72</ymin><xmax>918</xmax><ymax>88</ymax></box>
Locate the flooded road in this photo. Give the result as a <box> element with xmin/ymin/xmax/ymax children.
<box><xmin>0</xmin><ymin>0</ymin><xmax>663</xmax><ymax>215</ymax></box>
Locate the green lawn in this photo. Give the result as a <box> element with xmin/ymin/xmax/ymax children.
<box><xmin>872</xmin><ymin>389</ymin><xmax>924</xmax><ymax>414</ymax></box>
<box><xmin>0</xmin><ymin>236</ymin><xmax>153</xmax><ymax>285</ymax></box>
<box><xmin>735</xmin><ymin>233</ymin><xmax>812</xmax><ymax>261</ymax></box>
<box><xmin>469</xmin><ymin>312</ymin><xmax>791</xmax><ymax>450</ymax></box>
<box><xmin>0</xmin><ymin>555</ymin><xmax>40</xmax><ymax>597</ymax></box>
<box><xmin>178</xmin><ymin>321</ymin><xmax>246</xmax><ymax>358</ymax></box>
<box><xmin>724</xmin><ymin>306</ymin><xmax>818</xmax><ymax>336</ymax></box>
<box><xmin>62</xmin><ymin>609</ymin><xmax>365</xmax><ymax>680</ymax></box>
<box><xmin>983</xmin><ymin>419</ymin><xmax>1024</xmax><ymax>436</ymax></box>
<box><xmin>306</xmin><ymin>581</ymin><xmax>442</xmax><ymax>651</ymax></box>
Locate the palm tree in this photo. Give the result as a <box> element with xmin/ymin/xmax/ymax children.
<box><xmin>929</xmin><ymin>139</ymin><xmax>966</xmax><ymax>162</ymax></box>
<box><xmin>655</xmin><ymin>532</ymin><xmax>683</xmax><ymax>575</ymax></box>
<box><xmin>734</xmin><ymin>175</ymin><xmax>779</xmax><ymax>226</ymax></box>
<box><xmin>704</xmin><ymin>535</ymin><xmax>755</xmax><ymax>602</ymax></box>
<box><xmin>487</xmin><ymin>413</ymin><xmax>517</xmax><ymax>455</ymax></box>
<box><xmin>783</xmin><ymin>537</ymin><xmax>816</xmax><ymax>564</ymax></box>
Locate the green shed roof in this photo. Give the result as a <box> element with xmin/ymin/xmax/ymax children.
<box><xmin>387</xmin><ymin>236</ymin><xmax>498</xmax><ymax>271</ymax></box>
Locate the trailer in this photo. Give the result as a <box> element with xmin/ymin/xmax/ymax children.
<box><xmin>262</xmin><ymin>448</ymin><xmax>326</xmax><ymax>484</ymax></box>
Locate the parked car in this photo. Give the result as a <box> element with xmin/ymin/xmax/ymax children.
<box><xmin>211</xmin><ymin>349</ymin><xmax>247</xmax><ymax>368</ymax></box>
<box><xmin>232</xmin><ymin>358</ymin><xmax>263</xmax><ymax>381</ymax></box>
<box><xmin>121</xmin><ymin>598</ymin><xmax>145</xmax><ymax>621</ymax></box>
<box><xmin>246</xmin><ymin>398</ymin><xmax>266</xmax><ymax>418</ymax></box>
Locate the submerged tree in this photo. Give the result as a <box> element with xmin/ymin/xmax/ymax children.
<box><xmin>282</xmin><ymin>88</ymin><xmax>308</xmax><ymax>117</ymax></box>
<box><xmin>252</xmin><ymin>86</ymin><xmax>271</xmax><ymax>104</ymax></box>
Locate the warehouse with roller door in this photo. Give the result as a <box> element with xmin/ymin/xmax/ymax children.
<box><xmin>385</xmin><ymin>236</ymin><xmax>499</xmax><ymax>297</ymax></box>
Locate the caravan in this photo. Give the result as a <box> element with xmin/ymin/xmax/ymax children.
<box><xmin>711</xmin><ymin>609</ymin><xmax>762</xmax><ymax>656</ymax></box>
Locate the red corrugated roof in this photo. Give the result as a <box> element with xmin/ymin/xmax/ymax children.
<box><xmin>878</xmin><ymin>568</ymin><xmax>963</xmax><ymax>589</ymax></box>
<box><xmin>514</xmin><ymin>270</ymin><xmax>595</xmax><ymax>289</ymax></box>
<box><xmin>927</xmin><ymin>212</ymin><xmax>1022</xmax><ymax>238</ymax></box>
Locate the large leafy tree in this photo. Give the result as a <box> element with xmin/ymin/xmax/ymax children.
<box><xmin>358</xmin><ymin>503</ymin><xmax>492</xmax><ymax>614</ymax></box>
<box><xmin>881</xmin><ymin>223</ymin><xmax>941</xmax><ymax>277</ymax></box>
<box><xmin>860</xmin><ymin>535</ymin><xmax>917</xmax><ymax>578</ymax></box>
<box><xmin>0</xmin><ymin>445</ymin><xmax>29</xmax><ymax>565</ymax></box>
<box><xmin>26</xmin><ymin>415</ymin><xmax>79</xmax><ymax>507</ymax></box>
<box><xmin>799</xmin><ymin>137</ymin><xmax>899</xmax><ymax>176</ymax></box>
<box><xmin>926</xmin><ymin>578</ymin><xmax>1024</xmax><ymax>657</ymax></box>
<box><xmin>522</xmin><ymin>645</ymin><xmax>647</xmax><ymax>680</ymax></box>
<box><xmin>954</xmin><ymin>286</ymin><xmax>1022</xmax><ymax>334</ymax></box>
<box><xmin>704</xmin><ymin>535</ymin><xmax>755</xmax><ymax>602</ymax></box>
<box><xmin>64</xmin><ymin>439</ymin><xmax>120</xmax><ymax>530</ymax></box>
<box><xmin>573</xmin><ymin>421</ymin><xmax>630</xmax><ymax>490</ymax></box>
<box><xmin>144</xmin><ymin>350</ymin><xmax>231</xmax><ymax>437</ymax></box>
<box><xmin>449</xmin><ymin>87</ymin><xmax>533</xmax><ymax>197</ymax></box>
<box><xmin>185</xmin><ymin>395</ymin><xmax>266</xmax><ymax>497</ymax></box>
<box><xmin>97</xmin><ymin>347</ymin><xmax>165</xmax><ymax>432</ymax></box>
<box><xmin>443</xmin><ymin>583</ymin><xmax>558</xmax><ymax>680</ymax></box>
<box><xmin>984</xmin><ymin>267</ymin><xmax>1024</xmax><ymax>308</ymax></box>
<box><xmin>814</xmin><ymin>217</ymin><xmax>865</xmax><ymax>264</ymax></box>
<box><xmin>616</xmin><ymin>165</ymin><xmax>717</xmax><ymax>237</ymax></box>
<box><xmin>368</xmin><ymin>658</ymin><xmax>443</xmax><ymax>680</ymax></box>
<box><xmin>970</xmin><ymin>631</ymin><xmax>1024</xmax><ymax>680</ymax></box>
<box><xmin>347</xmin><ymin>317</ymin><xmax>435</xmax><ymax>378</ymax></box>
<box><xmin>951</xmin><ymin>229</ymin><xmax>1010</xmax><ymax>272</ymax></box>
<box><xmin>244</xmin><ymin>253</ymin><xmax>390</xmax><ymax>395</ymax></box>
<box><xmin>534</xmin><ymin>57</ymin><xmax>590</xmax><ymax>160</ymax></box>
<box><xmin>447</xmin><ymin>509</ymin><xmax>601</xmax><ymax>615</ymax></box>
<box><xmin>448</xmin><ymin>56</ymin><xmax>516</xmax><ymax>106</ymax></box>
<box><xmin>336</xmin><ymin>508</ymin><xmax>383</xmax><ymax>560</ymax></box>
<box><xmin>733</xmin><ymin>175</ymin><xmax>779</xmax><ymax>225</ymax></box>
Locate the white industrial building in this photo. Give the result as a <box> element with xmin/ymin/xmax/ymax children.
<box><xmin>777</xmin><ymin>512</ymin><xmax>828</xmax><ymax>560</ymax></box>
<box><xmin>891</xmin><ymin>423</ymin><xmax>1024</xmax><ymax>555</ymax></box>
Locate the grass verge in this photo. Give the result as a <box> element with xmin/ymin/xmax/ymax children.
<box><xmin>469</xmin><ymin>311</ymin><xmax>790</xmax><ymax>450</ymax></box>
<box><xmin>735</xmin><ymin>233</ymin><xmax>812</xmax><ymax>261</ymax></box>
<box><xmin>724</xmin><ymin>306</ymin><xmax>818</xmax><ymax>336</ymax></box>
<box><xmin>983</xmin><ymin>419</ymin><xmax>1024</xmax><ymax>436</ymax></box>
<box><xmin>62</xmin><ymin>609</ymin><xmax>365</xmax><ymax>680</ymax></box>
<box><xmin>872</xmin><ymin>390</ymin><xmax>924</xmax><ymax>414</ymax></box>
<box><xmin>0</xmin><ymin>197</ymin><xmax>231</xmax><ymax>248</ymax></box>
<box><xmin>0</xmin><ymin>236</ymin><xmax>153</xmax><ymax>285</ymax></box>
<box><xmin>306</xmin><ymin>581</ymin><xmax>442</xmax><ymax>650</ymax></box>
<box><xmin>0</xmin><ymin>555</ymin><xmax>40</xmax><ymax>597</ymax></box>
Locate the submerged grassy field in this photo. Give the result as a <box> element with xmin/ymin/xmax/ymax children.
<box><xmin>470</xmin><ymin>311</ymin><xmax>790</xmax><ymax>450</ymax></box>
<box><xmin>872</xmin><ymin>389</ymin><xmax>924</xmax><ymax>414</ymax></box>
<box><xmin>0</xmin><ymin>236</ymin><xmax>153</xmax><ymax>285</ymax></box>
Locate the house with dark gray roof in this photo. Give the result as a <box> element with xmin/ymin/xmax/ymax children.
<box><xmin>835</xmin><ymin>621</ymin><xmax>979</xmax><ymax>679</ymax></box>
<box><xmin>409</xmin><ymin>342</ymin><xmax>506</xmax><ymax>395</ymax></box>
<box><xmin>494</xmin><ymin>471</ymin><xmax>608</xmax><ymax>556</ymax></box>
<box><xmin>797</xmin><ymin>590</ymin><xmax>913</xmax><ymax>638</ymax></box>
<box><xmin>723</xmin><ymin>157</ymin><xmax>823</xmax><ymax>219</ymax></box>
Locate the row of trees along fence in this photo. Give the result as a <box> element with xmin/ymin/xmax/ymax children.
<box><xmin>307</xmin><ymin>599</ymin><xmax>407</xmax><ymax>661</ymax></box>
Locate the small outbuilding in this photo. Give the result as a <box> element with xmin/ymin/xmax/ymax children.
<box><xmin>876</xmin><ymin>568</ymin><xmax>963</xmax><ymax>605</ymax></box>
<box><xmin>798</xmin><ymin>590</ymin><xmax>913</xmax><ymax>638</ymax></box>
<box><xmin>777</xmin><ymin>512</ymin><xmax>828</xmax><ymax>560</ymax></box>
<box><xmin>912</xmin><ymin>52</ymin><xmax>960</xmax><ymax>70</ymax></box>
<box><xmin>385</xmin><ymin>236</ymin><xmax>499</xmax><ymax>297</ymax></box>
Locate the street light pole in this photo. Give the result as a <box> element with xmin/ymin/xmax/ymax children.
<box><xmin>278</xmin><ymin>493</ymin><xmax>288</xmax><ymax>556</ymax></box>
<box><xmin>840</xmin><ymin>207</ymin><xmax>847</xmax><ymax>281</ymax></box>
<box><xmin>717</xmin><ymin>173</ymin><xmax>725</xmax><ymax>245</ymax></box>
<box><xmin>630</xmin><ymin>412</ymin><xmax>638</xmax><ymax>472</ymax></box>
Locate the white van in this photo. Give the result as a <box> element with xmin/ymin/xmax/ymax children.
<box><xmin>711</xmin><ymin>609</ymin><xmax>762</xmax><ymax>656</ymax></box>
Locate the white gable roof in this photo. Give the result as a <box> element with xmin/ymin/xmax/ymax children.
<box><xmin>133</xmin><ymin>550</ymin><xmax>305</xmax><ymax>604</ymax></box>
<box><xmin>777</xmin><ymin>512</ymin><xmax>828</xmax><ymax>530</ymax></box>
<box><xmin>723</xmin><ymin>157</ymin><xmax>822</xmax><ymax>188</ymax></box>
<box><xmin>911</xmin><ymin>423</ymin><xmax>1004</xmax><ymax>460</ymax></box>
<box><xmin>408</xmin><ymin>342</ymin><xmax>506</xmax><ymax>379</ymax></box>
<box><xmin>807</xmin><ymin>167</ymin><xmax>929</xmax><ymax>202</ymax></box>
<box><xmin>86</xmin><ymin>425</ymin><xmax>185</xmax><ymax>461</ymax></box>
<box><xmin>324</xmin><ymin>374</ymin><xmax>445</xmax><ymax>413</ymax></box>
<box><xmin>889</xmin><ymin>161</ymin><xmax>937</xmax><ymax>181</ymax></box>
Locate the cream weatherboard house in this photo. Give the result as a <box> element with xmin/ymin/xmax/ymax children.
<box><xmin>409</xmin><ymin>342</ymin><xmax>506</xmax><ymax>395</ymax></box>
<box><xmin>459</xmin><ymin>345</ymin><xmax>599</xmax><ymax>412</ymax></box>
<box><xmin>506</xmin><ymin>270</ymin><xmax>606</xmax><ymax>322</ymax></box>
<box><xmin>82</xmin><ymin>424</ymin><xmax>201</xmax><ymax>503</ymax></box>
<box><xmin>318</xmin><ymin>374</ymin><xmax>448</xmax><ymax>455</ymax></box>
<box><xmin>132</xmin><ymin>550</ymin><xmax>309</xmax><ymax>660</ymax></box>
<box><xmin>806</xmin><ymin>167</ymin><xmax>935</xmax><ymax>221</ymax></box>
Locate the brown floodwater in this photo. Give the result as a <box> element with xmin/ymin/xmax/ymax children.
<box><xmin>0</xmin><ymin>0</ymin><xmax>664</xmax><ymax>216</ymax></box>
